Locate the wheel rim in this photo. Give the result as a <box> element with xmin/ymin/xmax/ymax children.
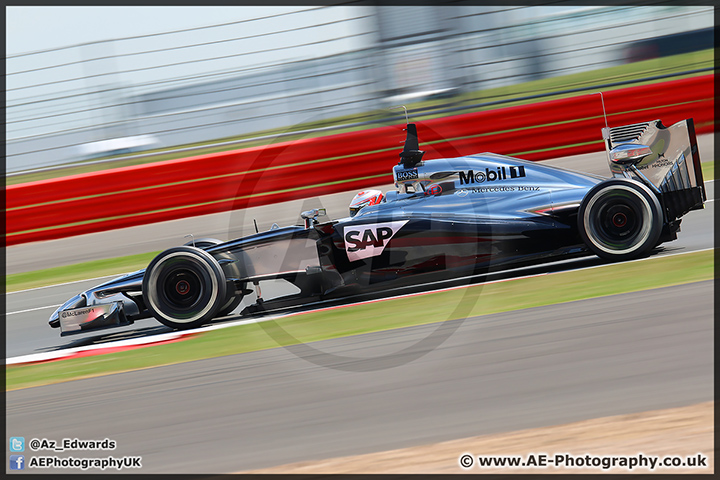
<box><xmin>584</xmin><ymin>186</ymin><xmax>653</xmax><ymax>255</ymax></box>
<box><xmin>146</xmin><ymin>252</ymin><xmax>219</xmax><ymax>324</ymax></box>
<box><xmin>162</xmin><ymin>269</ymin><xmax>203</xmax><ymax>309</ymax></box>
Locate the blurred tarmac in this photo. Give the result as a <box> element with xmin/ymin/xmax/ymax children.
<box><xmin>5</xmin><ymin>280</ymin><xmax>713</xmax><ymax>473</ymax></box>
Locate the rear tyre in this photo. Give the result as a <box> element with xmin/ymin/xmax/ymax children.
<box><xmin>578</xmin><ymin>178</ymin><xmax>663</xmax><ymax>261</ymax></box>
<box><xmin>143</xmin><ymin>246</ymin><xmax>227</xmax><ymax>330</ymax></box>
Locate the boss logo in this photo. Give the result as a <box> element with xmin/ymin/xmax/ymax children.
<box><xmin>459</xmin><ymin>166</ymin><xmax>526</xmax><ymax>185</ymax></box>
<box><xmin>343</xmin><ymin>220</ymin><xmax>409</xmax><ymax>262</ymax></box>
<box><xmin>396</xmin><ymin>169</ymin><xmax>419</xmax><ymax>181</ymax></box>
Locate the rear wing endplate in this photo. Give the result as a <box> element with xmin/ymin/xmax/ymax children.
<box><xmin>605</xmin><ymin>118</ymin><xmax>706</xmax><ymax>221</ymax></box>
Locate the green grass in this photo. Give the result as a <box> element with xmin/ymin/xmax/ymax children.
<box><xmin>702</xmin><ymin>160</ymin><xmax>714</xmax><ymax>181</ymax></box>
<box><xmin>6</xmin><ymin>252</ymin><xmax>160</xmax><ymax>293</ymax></box>
<box><xmin>7</xmin><ymin>49</ymin><xmax>712</xmax><ymax>186</ymax></box>
<box><xmin>6</xmin><ymin>249</ymin><xmax>713</xmax><ymax>391</ymax></box>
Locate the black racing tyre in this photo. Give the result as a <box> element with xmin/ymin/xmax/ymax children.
<box><xmin>143</xmin><ymin>246</ymin><xmax>227</xmax><ymax>330</ymax></box>
<box><xmin>578</xmin><ymin>178</ymin><xmax>663</xmax><ymax>261</ymax></box>
<box><xmin>182</xmin><ymin>238</ymin><xmax>244</xmax><ymax>316</ymax></box>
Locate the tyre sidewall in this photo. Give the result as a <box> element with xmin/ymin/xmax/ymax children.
<box><xmin>182</xmin><ymin>238</ymin><xmax>244</xmax><ymax>316</ymax></box>
<box><xmin>143</xmin><ymin>246</ymin><xmax>227</xmax><ymax>329</ymax></box>
<box><xmin>578</xmin><ymin>178</ymin><xmax>663</xmax><ymax>261</ymax></box>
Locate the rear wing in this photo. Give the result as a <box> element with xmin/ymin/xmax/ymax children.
<box><xmin>604</xmin><ymin>118</ymin><xmax>706</xmax><ymax>221</ymax></box>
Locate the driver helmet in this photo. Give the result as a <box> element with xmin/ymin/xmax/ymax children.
<box><xmin>349</xmin><ymin>190</ymin><xmax>384</xmax><ymax>217</ymax></box>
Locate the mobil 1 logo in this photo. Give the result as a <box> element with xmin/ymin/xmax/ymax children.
<box><xmin>343</xmin><ymin>220</ymin><xmax>409</xmax><ymax>262</ymax></box>
<box><xmin>459</xmin><ymin>165</ymin><xmax>526</xmax><ymax>185</ymax></box>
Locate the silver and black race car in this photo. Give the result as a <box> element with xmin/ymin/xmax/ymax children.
<box><xmin>50</xmin><ymin>117</ymin><xmax>705</xmax><ymax>336</ymax></box>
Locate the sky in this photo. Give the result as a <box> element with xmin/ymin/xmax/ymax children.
<box><xmin>6</xmin><ymin>5</ymin><xmax>376</xmax><ymax>138</ymax></box>
<box><xmin>6</xmin><ymin>6</ymin><xmax>311</xmax><ymax>55</ymax></box>
<box><xmin>4</xmin><ymin>5</ymin><xmax>592</xmax><ymax>55</ymax></box>
<box><xmin>6</xmin><ymin>6</ymin><xmax>375</xmax><ymax>93</ymax></box>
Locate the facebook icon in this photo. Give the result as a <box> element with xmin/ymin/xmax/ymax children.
<box><xmin>10</xmin><ymin>455</ymin><xmax>25</xmax><ymax>470</ymax></box>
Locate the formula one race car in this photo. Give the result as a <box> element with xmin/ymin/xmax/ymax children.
<box><xmin>50</xmin><ymin>117</ymin><xmax>705</xmax><ymax>336</ymax></box>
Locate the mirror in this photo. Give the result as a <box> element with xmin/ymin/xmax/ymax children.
<box><xmin>300</xmin><ymin>208</ymin><xmax>327</xmax><ymax>228</ymax></box>
<box><xmin>301</xmin><ymin>208</ymin><xmax>326</xmax><ymax>219</ymax></box>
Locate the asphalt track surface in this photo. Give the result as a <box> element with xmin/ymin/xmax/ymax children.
<box><xmin>5</xmin><ymin>280</ymin><xmax>714</xmax><ymax>474</ymax></box>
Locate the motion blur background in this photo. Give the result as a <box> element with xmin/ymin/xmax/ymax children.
<box><xmin>6</xmin><ymin>4</ymin><xmax>713</xmax><ymax>174</ymax></box>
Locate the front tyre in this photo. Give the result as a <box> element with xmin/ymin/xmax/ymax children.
<box><xmin>578</xmin><ymin>178</ymin><xmax>663</xmax><ymax>261</ymax></box>
<box><xmin>182</xmin><ymin>237</ymin><xmax>244</xmax><ymax>316</ymax></box>
<box><xmin>143</xmin><ymin>246</ymin><xmax>227</xmax><ymax>329</ymax></box>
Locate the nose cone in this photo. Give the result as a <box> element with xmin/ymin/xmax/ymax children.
<box><xmin>49</xmin><ymin>294</ymin><xmax>85</xmax><ymax>327</ymax></box>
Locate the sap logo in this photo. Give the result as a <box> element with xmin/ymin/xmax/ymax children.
<box><xmin>346</xmin><ymin>228</ymin><xmax>392</xmax><ymax>251</ymax></box>
<box><xmin>396</xmin><ymin>169</ymin><xmax>419</xmax><ymax>181</ymax></box>
<box><xmin>343</xmin><ymin>220</ymin><xmax>408</xmax><ymax>261</ymax></box>
<box><xmin>459</xmin><ymin>166</ymin><xmax>526</xmax><ymax>185</ymax></box>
